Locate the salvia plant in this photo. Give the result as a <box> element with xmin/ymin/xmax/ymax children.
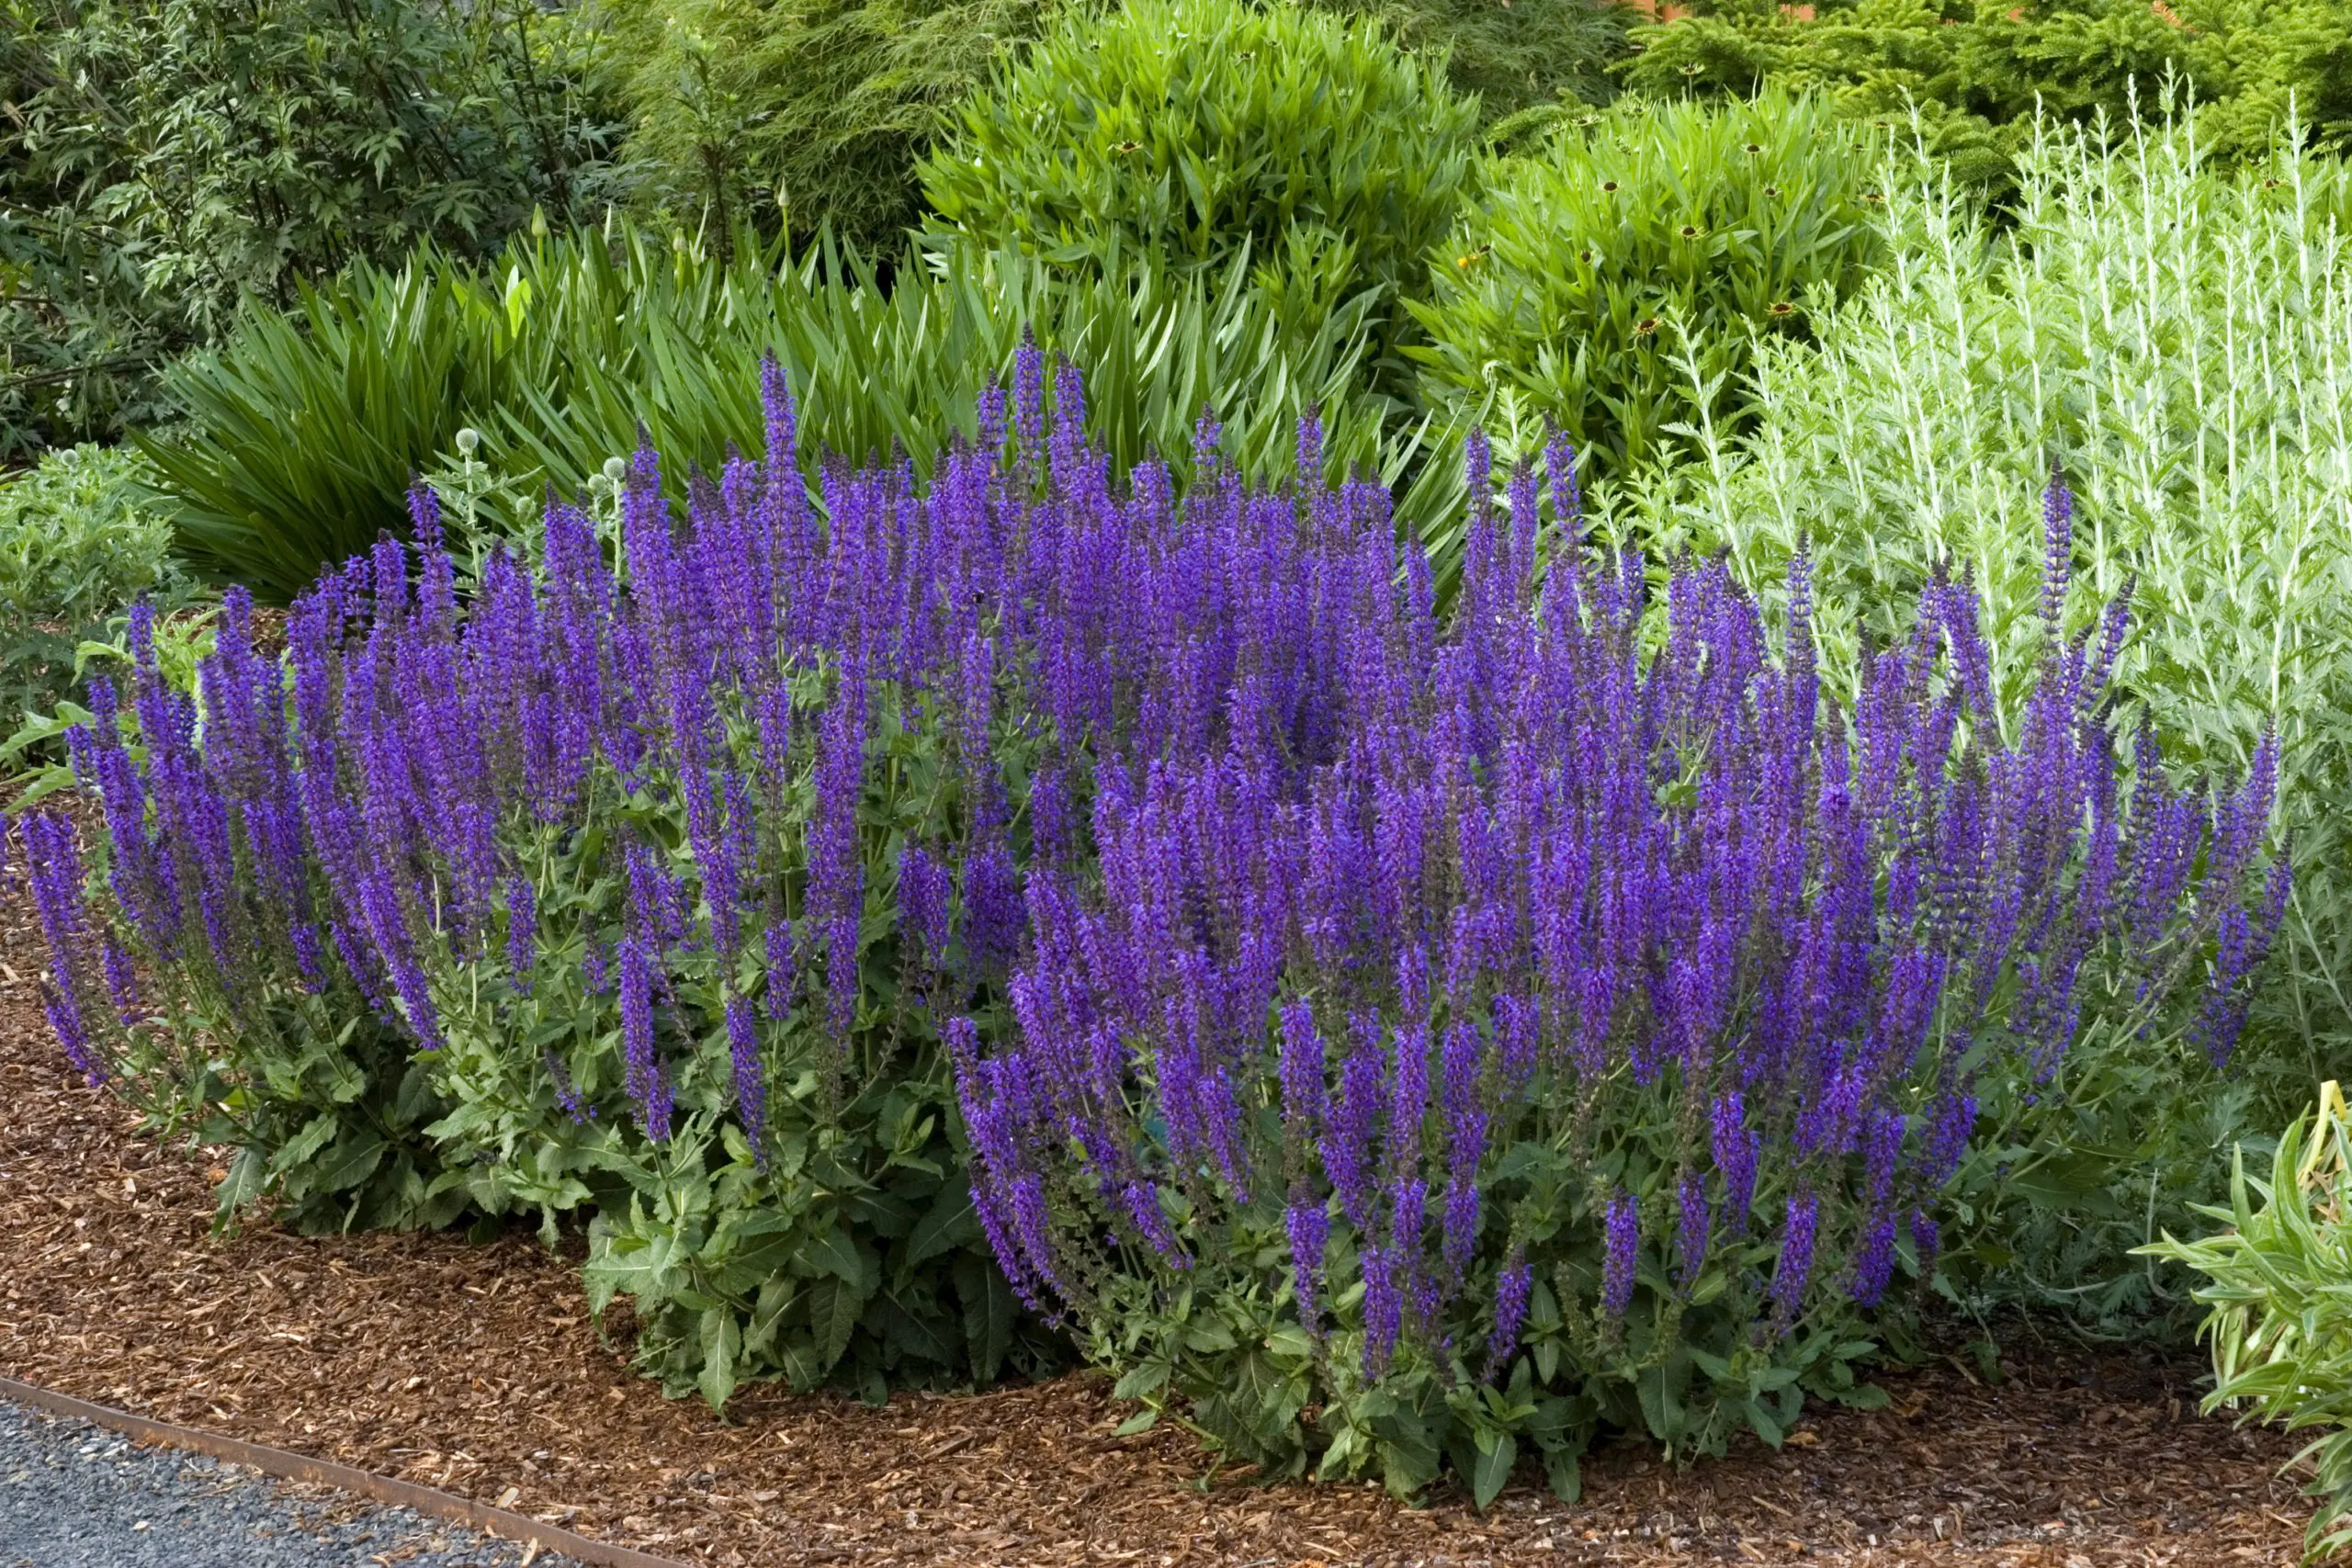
<box><xmin>19</xmin><ymin>353</ymin><xmax>2285</xmax><ymax>1473</ymax></box>
<box><xmin>1627</xmin><ymin>109</ymin><xmax>2352</xmax><ymax>1333</ymax></box>
<box><xmin>944</xmin><ymin>450</ymin><xmax>2287</xmax><ymax>1497</ymax></box>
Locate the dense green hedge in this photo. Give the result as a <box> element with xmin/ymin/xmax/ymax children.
<box><xmin>1624</xmin><ymin>0</ymin><xmax>2352</xmax><ymax>186</ymax></box>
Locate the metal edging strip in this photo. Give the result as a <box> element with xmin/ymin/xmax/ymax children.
<box><xmin>0</xmin><ymin>1374</ymin><xmax>693</xmax><ymax>1568</ymax></box>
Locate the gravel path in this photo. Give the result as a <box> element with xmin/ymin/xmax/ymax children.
<box><xmin>0</xmin><ymin>1398</ymin><xmax>584</xmax><ymax>1568</ymax></box>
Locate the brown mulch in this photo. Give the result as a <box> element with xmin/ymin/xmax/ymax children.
<box><xmin>0</xmin><ymin>816</ymin><xmax>2312</xmax><ymax>1566</ymax></box>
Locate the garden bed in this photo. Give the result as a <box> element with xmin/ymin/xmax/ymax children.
<box><xmin>0</xmin><ymin>832</ymin><xmax>2309</xmax><ymax>1566</ymax></box>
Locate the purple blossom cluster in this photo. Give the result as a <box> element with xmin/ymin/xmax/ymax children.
<box><xmin>16</xmin><ymin>354</ymin><xmax>2286</xmax><ymax>1384</ymax></box>
<box><xmin>943</xmin><ymin>434</ymin><xmax>2288</xmax><ymax>1378</ymax></box>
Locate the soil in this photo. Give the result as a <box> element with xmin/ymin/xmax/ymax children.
<box><xmin>0</xmin><ymin>811</ymin><xmax>2312</xmax><ymax>1566</ymax></box>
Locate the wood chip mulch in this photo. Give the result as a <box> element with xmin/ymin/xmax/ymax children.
<box><xmin>0</xmin><ymin>813</ymin><xmax>2312</xmax><ymax>1566</ymax></box>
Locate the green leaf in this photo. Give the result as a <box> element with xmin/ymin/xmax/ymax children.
<box><xmin>266</xmin><ymin>1112</ymin><xmax>339</xmax><ymax>1178</ymax></box>
<box><xmin>215</xmin><ymin>1145</ymin><xmax>267</xmax><ymax>1220</ymax></box>
<box><xmin>956</xmin><ymin>1255</ymin><xmax>1017</xmax><ymax>1384</ymax></box>
<box><xmin>1470</xmin><ymin>1431</ymin><xmax>1517</xmax><ymax>1510</ymax></box>
<box><xmin>1544</xmin><ymin>1448</ymin><xmax>1582</xmax><ymax>1505</ymax></box>
<box><xmin>696</xmin><ymin>1306</ymin><xmax>742</xmax><ymax>1412</ymax></box>
<box><xmin>805</xmin><ymin>1276</ymin><xmax>865</xmax><ymax>1378</ymax></box>
<box><xmin>311</xmin><ymin>1129</ymin><xmax>387</xmax><ymax>1195</ymax></box>
<box><xmin>800</xmin><ymin>1223</ymin><xmax>868</xmax><ymax>1288</ymax></box>
<box><xmin>903</xmin><ymin>1181</ymin><xmax>978</xmax><ymax>1268</ymax></box>
<box><xmin>1113</xmin><ymin>1360</ymin><xmax>1170</xmax><ymax>1403</ymax></box>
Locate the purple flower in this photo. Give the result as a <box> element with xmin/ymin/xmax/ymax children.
<box><xmin>898</xmin><ymin>843</ymin><xmax>953</xmax><ymax>964</ymax></box>
<box><xmin>1674</xmin><ymin>1170</ymin><xmax>1710</xmax><ymax>1292</ymax></box>
<box><xmin>617</xmin><ymin>936</ymin><xmax>672</xmax><ymax>1140</ymax></box>
<box><xmin>1362</xmin><ymin>1245</ymin><xmax>1402</xmax><ymax>1378</ymax></box>
<box><xmin>1770</xmin><ymin>1190</ymin><xmax>1819</xmax><ymax>1331</ymax></box>
<box><xmin>1712</xmin><ymin>1091</ymin><xmax>1758</xmax><ymax>1229</ymax></box>
<box><xmin>1320</xmin><ymin>1017</ymin><xmax>1385</xmax><ymax>1232</ymax></box>
<box><xmin>505</xmin><ymin>876</ymin><xmax>537</xmax><ymax>994</ymax></box>
<box><xmin>1485</xmin><ymin>1248</ymin><xmax>1532</xmax><ymax>1382</ymax></box>
<box><xmin>1602</xmin><ymin>1190</ymin><xmax>1638</xmax><ymax>1321</ymax></box>
<box><xmin>1849</xmin><ymin>1213</ymin><xmax>1898</xmax><ymax>1307</ymax></box>
<box><xmin>1286</xmin><ymin>1200</ymin><xmax>1329</xmax><ymax>1337</ymax></box>
<box><xmin>726</xmin><ymin>991</ymin><xmax>766</xmax><ymax>1157</ymax></box>
<box><xmin>100</xmin><ymin>934</ymin><xmax>141</xmax><ymax>1027</ymax></box>
<box><xmin>1909</xmin><ymin>1210</ymin><xmax>1941</xmax><ymax>1287</ymax></box>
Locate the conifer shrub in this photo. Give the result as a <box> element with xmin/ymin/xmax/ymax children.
<box><xmin>586</xmin><ymin>0</ymin><xmax>1054</xmax><ymax>252</ymax></box>
<box><xmin>1623</xmin><ymin>0</ymin><xmax>2352</xmax><ymax>184</ymax></box>
<box><xmin>1317</xmin><ymin>0</ymin><xmax>1631</xmax><ymax>123</ymax></box>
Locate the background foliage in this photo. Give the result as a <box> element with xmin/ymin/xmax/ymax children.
<box><xmin>1410</xmin><ymin>88</ymin><xmax>1883</xmax><ymax>480</ymax></box>
<box><xmin>1623</xmin><ymin>0</ymin><xmax>2352</xmax><ymax>188</ymax></box>
<box><xmin>0</xmin><ymin>445</ymin><xmax>196</xmax><ymax>771</ymax></box>
<box><xmin>1314</xmin><ymin>0</ymin><xmax>1629</xmax><ymax>123</ymax></box>
<box><xmin>0</xmin><ymin>0</ymin><xmax>621</xmax><ymax>459</ymax></box>
<box><xmin>584</xmin><ymin>0</ymin><xmax>1054</xmax><ymax>254</ymax></box>
<box><xmin>146</xmin><ymin>220</ymin><xmax>1452</xmax><ymax>602</ymax></box>
<box><xmin>919</xmin><ymin>0</ymin><xmax>1480</xmax><ymax>355</ymax></box>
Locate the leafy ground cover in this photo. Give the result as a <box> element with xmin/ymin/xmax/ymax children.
<box><xmin>0</xmin><ymin>824</ymin><xmax>2305</xmax><ymax>1562</ymax></box>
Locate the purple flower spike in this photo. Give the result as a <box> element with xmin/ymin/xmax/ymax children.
<box><xmin>1286</xmin><ymin>1200</ymin><xmax>1329</xmax><ymax>1338</ymax></box>
<box><xmin>505</xmin><ymin>875</ymin><xmax>537</xmax><ymax>994</ymax></box>
<box><xmin>1602</xmin><ymin>1190</ymin><xmax>1638</xmax><ymax>1321</ymax></box>
<box><xmin>726</xmin><ymin>991</ymin><xmax>767</xmax><ymax>1158</ymax></box>
<box><xmin>1770</xmin><ymin>1190</ymin><xmax>1819</xmax><ymax>1331</ymax></box>
<box><xmin>1486</xmin><ymin>1249</ymin><xmax>1532</xmax><ymax>1382</ymax></box>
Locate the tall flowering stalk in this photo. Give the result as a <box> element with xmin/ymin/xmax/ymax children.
<box><xmin>943</xmin><ymin>438</ymin><xmax>2286</xmax><ymax>1490</ymax></box>
<box><xmin>22</xmin><ymin>356</ymin><xmax>2283</xmax><ymax>1453</ymax></box>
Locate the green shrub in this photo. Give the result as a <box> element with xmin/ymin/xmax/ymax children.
<box><xmin>917</xmin><ymin>0</ymin><xmax>1481</xmax><ymax>337</ymax></box>
<box><xmin>2140</xmin><ymin>1088</ymin><xmax>2352</xmax><ymax>1561</ymax></box>
<box><xmin>1607</xmin><ymin>113</ymin><xmax>2352</xmax><ymax>1333</ymax></box>
<box><xmin>0</xmin><ymin>444</ymin><xmax>198</xmax><ymax>771</ymax></box>
<box><xmin>1623</xmin><ymin>0</ymin><xmax>2352</xmax><ymax>186</ymax></box>
<box><xmin>0</xmin><ymin>0</ymin><xmax>621</xmax><ymax>457</ymax></box>
<box><xmin>0</xmin><ymin>445</ymin><xmax>179</xmax><ymax>624</ymax></box>
<box><xmin>1408</xmin><ymin>90</ymin><xmax>1884</xmax><ymax>479</ymax></box>
<box><xmin>1310</xmin><ymin>0</ymin><xmax>1630</xmax><ymax>124</ymax></box>
<box><xmin>587</xmin><ymin>0</ymin><xmax>1055</xmax><ymax>253</ymax></box>
<box><xmin>146</xmin><ymin>221</ymin><xmax>1446</xmax><ymax>603</ymax></box>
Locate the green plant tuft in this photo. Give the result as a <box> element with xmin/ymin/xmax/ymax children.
<box><xmin>918</xmin><ymin>0</ymin><xmax>1482</xmax><ymax>337</ymax></box>
<box><xmin>1408</xmin><ymin>88</ymin><xmax>1884</xmax><ymax>480</ymax></box>
<box><xmin>2140</xmin><ymin>1086</ymin><xmax>2352</xmax><ymax>1561</ymax></box>
<box><xmin>146</xmin><ymin>221</ymin><xmax>1451</xmax><ymax>603</ymax></box>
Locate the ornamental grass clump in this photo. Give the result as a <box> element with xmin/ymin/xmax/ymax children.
<box><xmin>19</xmin><ymin>351</ymin><xmax>2284</xmax><ymax>1447</ymax></box>
<box><xmin>947</xmin><ymin>446</ymin><xmax>2288</xmax><ymax>1500</ymax></box>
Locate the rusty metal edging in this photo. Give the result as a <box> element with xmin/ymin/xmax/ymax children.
<box><xmin>0</xmin><ymin>1374</ymin><xmax>692</xmax><ymax>1568</ymax></box>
